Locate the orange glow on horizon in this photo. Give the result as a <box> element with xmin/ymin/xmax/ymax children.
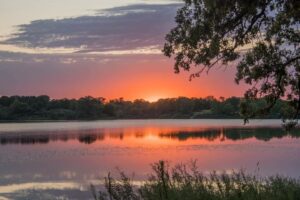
<box><xmin>2</xmin><ymin>55</ymin><xmax>247</xmax><ymax>100</ymax></box>
<box><xmin>144</xmin><ymin>95</ymin><xmax>167</xmax><ymax>102</ymax></box>
<box><xmin>65</xmin><ymin>60</ymin><xmax>247</xmax><ymax>100</ymax></box>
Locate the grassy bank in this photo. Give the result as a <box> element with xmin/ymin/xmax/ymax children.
<box><xmin>92</xmin><ymin>161</ymin><xmax>300</xmax><ymax>200</ymax></box>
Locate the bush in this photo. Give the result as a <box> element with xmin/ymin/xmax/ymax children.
<box><xmin>92</xmin><ymin>161</ymin><xmax>300</xmax><ymax>200</ymax></box>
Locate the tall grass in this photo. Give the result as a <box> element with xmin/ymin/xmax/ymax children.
<box><xmin>91</xmin><ymin>161</ymin><xmax>300</xmax><ymax>200</ymax></box>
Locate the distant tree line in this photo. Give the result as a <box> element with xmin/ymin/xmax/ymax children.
<box><xmin>0</xmin><ymin>95</ymin><xmax>292</xmax><ymax>120</ymax></box>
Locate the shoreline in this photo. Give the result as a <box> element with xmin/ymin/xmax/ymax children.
<box><xmin>0</xmin><ymin>117</ymin><xmax>288</xmax><ymax>123</ymax></box>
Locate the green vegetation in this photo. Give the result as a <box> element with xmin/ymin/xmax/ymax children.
<box><xmin>0</xmin><ymin>95</ymin><xmax>293</xmax><ymax>121</ymax></box>
<box><xmin>92</xmin><ymin>161</ymin><xmax>300</xmax><ymax>200</ymax></box>
<box><xmin>163</xmin><ymin>0</ymin><xmax>300</xmax><ymax>122</ymax></box>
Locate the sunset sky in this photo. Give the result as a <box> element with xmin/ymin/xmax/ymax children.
<box><xmin>0</xmin><ymin>0</ymin><xmax>247</xmax><ymax>101</ymax></box>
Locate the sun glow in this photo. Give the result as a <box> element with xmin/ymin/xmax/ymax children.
<box><xmin>145</xmin><ymin>95</ymin><xmax>164</xmax><ymax>102</ymax></box>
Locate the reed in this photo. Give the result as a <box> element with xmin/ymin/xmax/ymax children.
<box><xmin>92</xmin><ymin>161</ymin><xmax>300</xmax><ymax>200</ymax></box>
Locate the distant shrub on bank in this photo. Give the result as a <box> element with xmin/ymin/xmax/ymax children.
<box><xmin>92</xmin><ymin>161</ymin><xmax>300</xmax><ymax>200</ymax></box>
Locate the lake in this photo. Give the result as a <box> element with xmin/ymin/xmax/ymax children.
<box><xmin>0</xmin><ymin>119</ymin><xmax>299</xmax><ymax>200</ymax></box>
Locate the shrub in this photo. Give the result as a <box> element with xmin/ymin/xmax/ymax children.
<box><xmin>92</xmin><ymin>161</ymin><xmax>300</xmax><ymax>200</ymax></box>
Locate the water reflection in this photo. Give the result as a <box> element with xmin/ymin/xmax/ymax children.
<box><xmin>161</xmin><ymin>128</ymin><xmax>300</xmax><ymax>142</ymax></box>
<box><xmin>0</xmin><ymin>120</ymin><xmax>300</xmax><ymax>200</ymax></box>
<box><xmin>0</xmin><ymin>127</ymin><xmax>299</xmax><ymax>145</ymax></box>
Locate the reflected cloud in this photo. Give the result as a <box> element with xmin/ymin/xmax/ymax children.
<box><xmin>0</xmin><ymin>174</ymin><xmax>22</xmax><ymax>180</ymax></box>
<box><xmin>59</xmin><ymin>171</ymin><xmax>77</xmax><ymax>179</ymax></box>
<box><xmin>0</xmin><ymin>181</ymin><xmax>81</xmax><ymax>194</ymax></box>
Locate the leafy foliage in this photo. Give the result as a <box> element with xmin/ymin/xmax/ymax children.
<box><xmin>163</xmin><ymin>0</ymin><xmax>300</xmax><ymax>123</ymax></box>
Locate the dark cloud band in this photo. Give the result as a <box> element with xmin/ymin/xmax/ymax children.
<box><xmin>1</xmin><ymin>4</ymin><xmax>180</xmax><ymax>54</ymax></box>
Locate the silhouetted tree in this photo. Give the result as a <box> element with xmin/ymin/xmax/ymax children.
<box><xmin>77</xmin><ymin>96</ymin><xmax>105</xmax><ymax>119</ymax></box>
<box><xmin>163</xmin><ymin>0</ymin><xmax>300</xmax><ymax>123</ymax></box>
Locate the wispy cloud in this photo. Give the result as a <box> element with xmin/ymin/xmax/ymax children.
<box><xmin>1</xmin><ymin>4</ymin><xmax>180</xmax><ymax>55</ymax></box>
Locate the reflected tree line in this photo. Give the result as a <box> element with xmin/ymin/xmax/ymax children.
<box><xmin>0</xmin><ymin>95</ymin><xmax>293</xmax><ymax>120</ymax></box>
<box><xmin>0</xmin><ymin>127</ymin><xmax>299</xmax><ymax>145</ymax></box>
<box><xmin>160</xmin><ymin>128</ymin><xmax>300</xmax><ymax>142</ymax></box>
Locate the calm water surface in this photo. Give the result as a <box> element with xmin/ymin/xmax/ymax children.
<box><xmin>0</xmin><ymin>119</ymin><xmax>299</xmax><ymax>199</ymax></box>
